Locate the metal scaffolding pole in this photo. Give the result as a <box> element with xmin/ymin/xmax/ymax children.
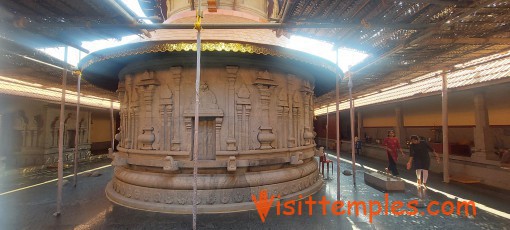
<box><xmin>348</xmin><ymin>72</ymin><xmax>356</xmax><ymax>185</ymax></box>
<box><xmin>326</xmin><ymin>106</ymin><xmax>329</xmax><ymax>149</ymax></box>
<box><xmin>55</xmin><ymin>46</ymin><xmax>68</xmax><ymax>217</ymax></box>
<box><xmin>441</xmin><ymin>71</ymin><xmax>450</xmax><ymax>183</ymax></box>
<box><xmin>110</xmin><ymin>101</ymin><xmax>115</xmax><ymax>154</ymax></box>
<box><xmin>73</xmin><ymin>71</ymin><xmax>81</xmax><ymax>187</ymax></box>
<box><xmin>357</xmin><ymin>111</ymin><xmax>362</xmax><ymax>139</ymax></box>
<box><xmin>335</xmin><ymin>49</ymin><xmax>341</xmax><ymax>201</ymax></box>
<box><xmin>192</xmin><ymin>6</ymin><xmax>203</xmax><ymax>230</ymax></box>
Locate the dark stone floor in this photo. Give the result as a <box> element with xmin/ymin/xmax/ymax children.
<box><xmin>0</xmin><ymin>153</ymin><xmax>509</xmax><ymax>230</ymax></box>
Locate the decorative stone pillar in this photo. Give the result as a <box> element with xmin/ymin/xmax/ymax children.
<box><xmin>254</xmin><ymin>70</ymin><xmax>277</xmax><ymax>150</ymax></box>
<box><xmin>225</xmin><ymin>66</ymin><xmax>238</xmax><ymax>151</ymax></box>
<box><xmin>86</xmin><ymin>113</ymin><xmax>91</xmax><ymax>144</ymax></box>
<box><xmin>16</xmin><ymin>113</ymin><xmax>28</xmax><ymax>151</ymax></box>
<box><xmin>21</xmin><ymin>129</ymin><xmax>27</xmax><ymax>150</ymax></box>
<box><xmin>236</xmin><ymin>84</ymin><xmax>251</xmax><ymax>150</ymax></box>
<box><xmin>117</xmin><ymin>82</ymin><xmax>126</xmax><ymax>148</ymax></box>
<box><xmin>126</xmin><ymin>75</ymin><xmax>138</xmax><ymax>149</ymax></box>
<box><xmin>78</xmin><ymin>119</ymin><xmax>85</xmax><ymax>145</ymax></box>
<box><xmin>287</xmin><ymin>75</ymin><xmax>296</xmax><ymax>148</ymax></box>
<box><xmin>123</xmin><ymin>75</ymin><xmax>138</xmax><ymax>149</ymax></box>
<box><xmin>293</xmin><ymin>92</ymin><xmax>303</xmax><ymax>147</ymax></box>
<box><xmin>159</xmin><ymin>85</ymin><xmax>173</xmax><ymax>151</ymax></box>
<box><xmin>132</xmin><ymin>105</ymin><xmax>140</xmax><ymax>149</ymax></box>
<box><xmin>302</xmin><ymin>82</ymin><xmax>314</xmax><ymax>145</ymax></box>
<box><xmin>472</xmin><ymin>92</ymin><xmax>495</xmax><ymax>161</ymax></box>
<box><xmin>215</xmin><ymin>117</ymin><xmax>223</xmax><ymax>151</ymax></box>
<box><xmin>31</xmin><ymin>115</ymin><xmax>42</xmax><ymax>148</ymax></box>
<box><xmin>170</xmin><ymin>66</ymin><xmax>182</xmax><ymax>151</ymax></box>
<box><xmin>309</xmin><ymin>91</ymin><xmax>316</xmax><ymax>145</ymax></box>
<box><xmin>277</xmin><ymin>88</ymin><xmax>289</xmax><ymax>149</ymax></box>
<box><xmin>137</xmin><ymin>70</ymin><xmax>159</xmax><ymax>150</ymax></box>
<box><xmin>50</xmin><ymin>117</ymin><xmax>58</xmax><ymax>148</ymax></box>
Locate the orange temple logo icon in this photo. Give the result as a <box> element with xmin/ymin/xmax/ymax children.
<box><xmin>252</xmin><ymin>190</ymin><xmax>275</xmax><ymax>223</ymax></box>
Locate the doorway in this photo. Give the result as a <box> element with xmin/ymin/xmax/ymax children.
<box><xmin>191</xmin><ymin>117</ymin><xmax>216</xmax><ymax>160</ymax></box>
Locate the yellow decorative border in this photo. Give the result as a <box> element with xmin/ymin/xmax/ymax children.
<box><xmin>80</xmin><ymin>42</ymin><xmax>337</xmax><ymax>73</ymax></box>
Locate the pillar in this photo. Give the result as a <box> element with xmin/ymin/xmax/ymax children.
<box><xmin>395</xmin><ymin>106</ymin><xmax>406</xmax><ymax>146</ymax></box>
<box><xmin>357</xmin><ymin>110</ymin><xmax>362</xmax><ymax>140</ymax></box>
<box><xmin>302</xmin><ymin>83</ymin><xmax>314</xmax><ymax>145</ymax></box>
<box><xmin>225</xmin><ymin>66</ymin><xmax>238</xmax><ymax>150</ymax></box>
<box><xmin>171</xmin><ymin>66</ymin><xmax>182</xmax><ymax>151</ymax></box>
<box><xmin>0</xmin><ymin>113</ymin><xmax>3</xmax><ymax>156</ymax></box>
<box><xmin>441</xmin><ymin>71</ymin><xmax>450</xmax><ymax>183</ymax></box>
<box><xmin>254</xmin><ymin>71</ymin><xmax>277</xmax><ymax>149</ymax></box>
<box><xmin>138</xmin><ymin>71</ymin><xmax>159</xmax><ymax>150</ymax></box>
<box><xmin>287</xmin><ymin>75</ymin><xmax>296</xmax><ymax>148</ymax></box>
<box><xmin>472</xmin><ymin>92</ymin><xmax>495</xmax><ymax>161</ymax></box>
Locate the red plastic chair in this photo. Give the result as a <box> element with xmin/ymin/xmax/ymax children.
<box><xmin>319</xmin><ymin>155</ymin><xmax>333</xmax><ymax>177</ymax></box>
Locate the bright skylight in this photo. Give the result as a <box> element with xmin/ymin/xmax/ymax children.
<box><xmin>36</xmin><ymin>3</ymin><xmax>368</xmax><ymax>73</ymax></box>
<box><xmin>285</xmin><ymin>35</ymin><xmax>369</xmax><ymax>72</ymax></box>
<box><xmin>81</xmin><ymin>35</ymin><xmax>140</xmax><ymax>54</ymax></box>
<box><xmin>37</xmin><ymin>0</ymin><xmax>150</xmax><ymax>67</ymax></box>
<box><xmin>121</xmin><ymin>0</ymin><xmax>153</xmax><ymax>24</ymax></box>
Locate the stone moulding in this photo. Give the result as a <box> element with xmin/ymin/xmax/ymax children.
<box><xmin>80</xmin><ymin>41</ymin><xmax>337</xmax><ymax>74</ymax></box>
<box><xmin>114</xmin><ymin>159</ymin><xmax>318</xmax><ymax>190</ymax></box>
<box><xmin>106</xmin><ymin>162</ymin><xmax>323</xmax><ymax>213</ymax></box>
<box><xmin>117</xmin><ymin>145</ymin><xmax>315</xmax><ymax>156</ymax></box>
<box><xmin>115</xmin><ymin>146</ymin><xmax>315</xmax><ymax>168</ymax></box>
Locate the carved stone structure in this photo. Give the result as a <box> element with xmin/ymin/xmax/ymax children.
<box><xmin>80</xmin><ymin>5</ymin><xmax>338</xmax><ymax>213</ymax></box>
<box><xmin>0</xmin><ymin>95</ymin><xmax>92</xmax><ymax>168</ymax></box>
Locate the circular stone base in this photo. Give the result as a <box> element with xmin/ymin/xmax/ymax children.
<box><xmin>105</xmin><ymin>169</ymin><xmax>323</xmax><ymax>214</ymax></box>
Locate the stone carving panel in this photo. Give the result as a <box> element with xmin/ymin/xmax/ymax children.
<box><xmin>109</xmin><ymin>66</ymin><xmax>321</xmax><ymax>213</ymax></box>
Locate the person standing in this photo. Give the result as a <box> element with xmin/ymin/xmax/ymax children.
<box><xmin>355</xmin><ymin>136</ymin><xmax>362</xmax><ymax>155</ymax></box>
<box><xmin>407</xmin><ymin>135</ymin><xmax>440</xmax><ymax>188</ymax></box>
<box><xmin>383</xmin><ymin>130</ymin><xmax>404</xmax><ymax>176</ymax></box>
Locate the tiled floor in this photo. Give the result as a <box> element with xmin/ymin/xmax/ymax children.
<box><xmin>0</xmin><ymin>153</ymin><xmax>509</xmax><ymax>229</ymax></box>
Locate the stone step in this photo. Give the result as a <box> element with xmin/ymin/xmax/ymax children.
<box><xmin>364</xmin><ymin>171</ymin><xmax>405</xmax><ymax>192</ymax></box>
<box><xmin>450</xmin><ymin>175</ymin><xmax>480</xmax><ymax>184</ymax></box>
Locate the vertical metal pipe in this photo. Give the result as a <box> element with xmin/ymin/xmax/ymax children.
<box><xmin>110</xmin><ymin>101</ymin><xmax>115</xmax><ymax>153</ymax></box>
<box><xmin>73</xmin><ymin>72</ymin><xmax>81</xmax><ymax>187</ymax></box>
<box><xmin>348</xmin><ymin>72</ymin><xmax>356</xmax><ymax>185</ymax></box>
<box><xmin>326</xmin><ymin>106</ymin><xmax>329</xmax><ymax>149</ymax></box>
<box><xmin>0</xmin><ymin>114</ymin><xmax>2</xmax><ymax>156</ymax></box>
<box><xmin>357</xmin><ymin>111</ymin><xmax>362</xmax><ymax>139</ymax></box>
<box><xmin>192</xmin><ymin>14</ymin><xmax>202</xmax><ymax>230</ymax></box>
<box><xmin>55</xmin><ymin>46</ymin><xmax>68</xmax><ymax>216</ymax></box>
<box><xmin>441</xmin><ymin>71</ymin><xmax>450</xmax><ymax>183</ymax></box>
<box><xmin>335</xmin><ymin>48</ymin><xmax>341</xmax><ymax>201</ymax></box>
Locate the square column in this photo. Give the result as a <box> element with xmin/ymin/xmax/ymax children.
<box><xmin>472</xmin><ymin>92</ymin><xmax>495</xmax><ymax>161</ymax></box>
<box><xmin>395</xmin><ymin>106</ymin><xmax>406</xmax><ymax>146</ymax></box>
<box><xmin>225</xmin><ymin>66</ymin><xmax>238</xmax><ymax>151</ymax></box>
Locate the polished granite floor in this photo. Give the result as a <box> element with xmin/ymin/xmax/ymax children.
<box><xmin>0</xmin><ymin>153</ymin><xmax>509</xmax><ymax>230</ymax></box>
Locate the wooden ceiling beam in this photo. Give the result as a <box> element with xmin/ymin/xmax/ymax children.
<box><xmin>1</xmin><ymin>0</ymin><xmax>38</xmax><ymax>16</ymax></box>
<box><xmin>350</xmin><ymin>0</ymin><xmax>494</xmax><ymax>75</ymax></box>
<box><xmin>309</xmin><ymin>0</ymin><xmax>333</xmax><ymax>19</ymax></box>
<box><xmin>426</xmin><ymin>37</ymin><xmax>510</xmax><ymax>45</ymax></box>
<box><xmin>279</xmin><ymin>0</ymin><xmax>299</xmax><ymax>23</ymax></box>
<box><xmin>401</xmin><ymin>0</ymin><xmax>474</xmax><ymax>6</ymax></box>
<box><xmin>349</xmin><ymin>0</ymin><xmax>372</xmax><ymax>20</ymax></box>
